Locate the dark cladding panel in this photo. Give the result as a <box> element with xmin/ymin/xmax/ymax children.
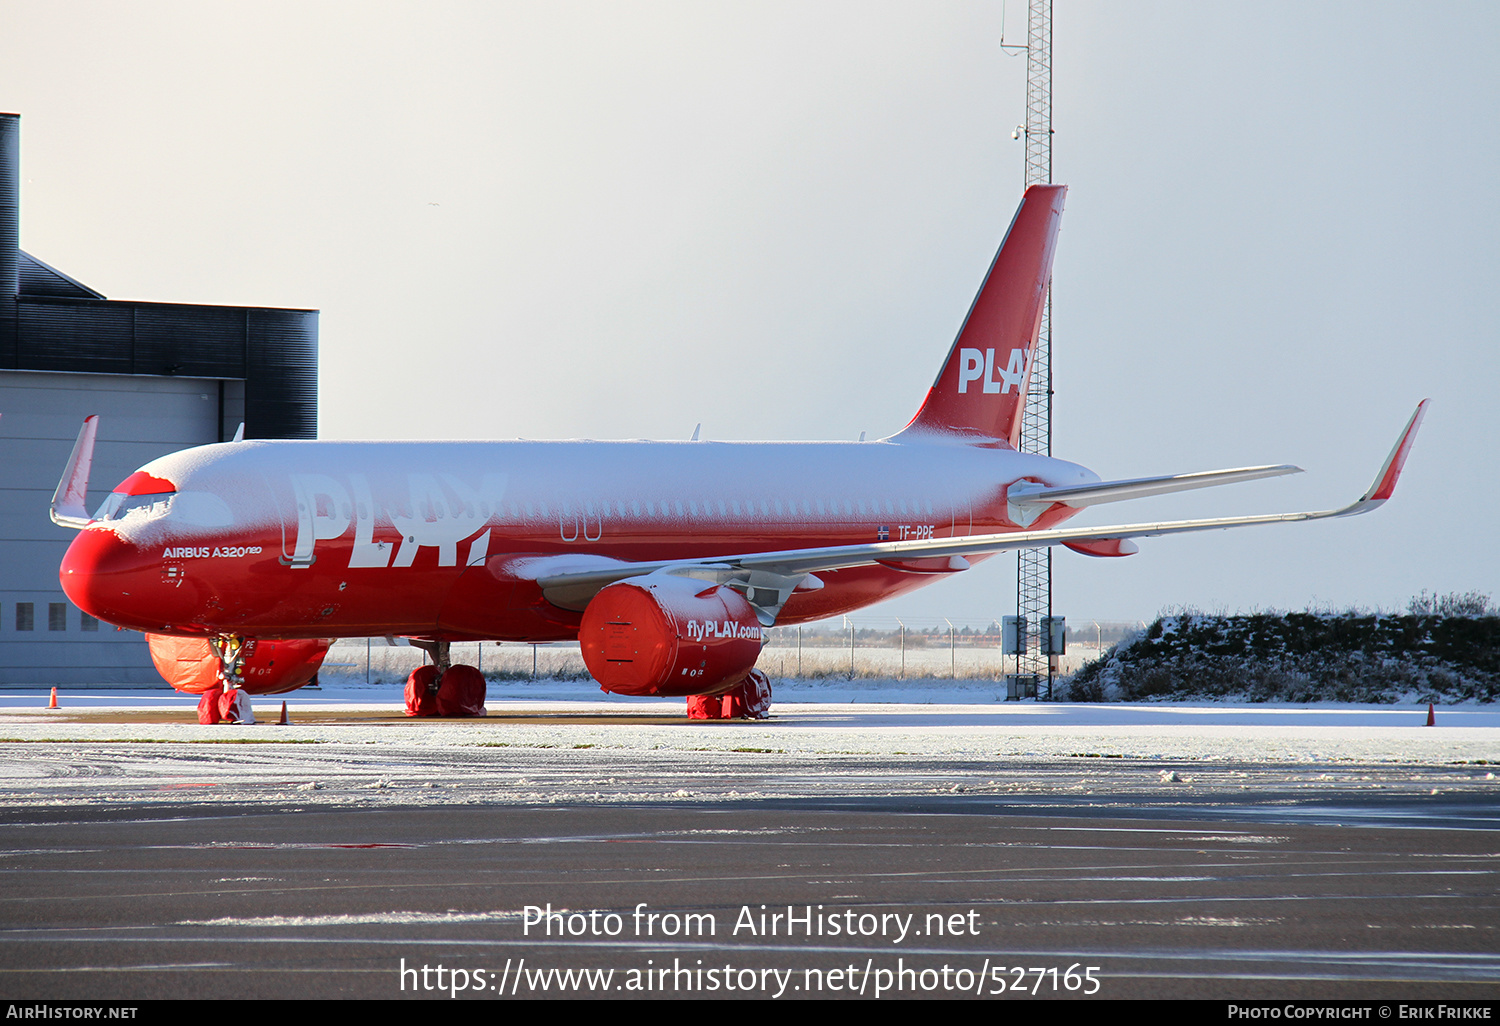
<box><xmin>0</xmin><ymin>115</ymin><xmax>16</xmax><ymax>297</ymax></box>
<box><xmin>134</xmin><ymin>303</ymin><xmax>247</xmax><ymax>378</ymax></box>
<box><xmin>9</xmin><ymin>296</ymin><xmax>316</xmax><ymax>441</ymax></box>
<box><xmin>17</xmin><ymin>300</ymin><xmax>133</xmax><ymax>372</ymax></box>
<box><xmin>17</xmin><ymin>251</ymin><xmax>104</xmax><ymax>299</ymax></box>
<box><xmin>0</xmin><ymin>115</ymin><xmax>16</xmax><ymax>367</ymax></box>
<box><xmin>245</xmin><ymin>308</ymin><xmax>317</xmax><ymax>439</ymax></box>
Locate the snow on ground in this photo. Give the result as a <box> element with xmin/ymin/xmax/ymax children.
<box><xmin>0</xmin><ymin>676</ymin><xmax>1494</xmax><ymax>819</ymax></box>
<box><xmin>0</xmin><ymin>677</ymin><xmax>1494</xmax><ymax>767</ymax></box>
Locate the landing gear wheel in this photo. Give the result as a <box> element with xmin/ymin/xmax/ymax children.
<box><xmin>404</xmin><ymin>642</ymin><xmax>487</xmax><ymax>717</ymax></box>
<box><xmin>741</xmin><ymin>669</ymin><xmax>772</xmax><ymax>719</ymax></box>
<box><xmin>404</xmin><ymin>665</ymin><xmax>441</xmax><ymax>717</ymax></box>
<box><xmin>685</xmin><ymin>670</ymin><xmax>772</xmax><ymax>720</ymax></box>
<box><xmin>436</xmin><ymin>664</ymin><xmax>487</xmax><ymax>717</ymax></box>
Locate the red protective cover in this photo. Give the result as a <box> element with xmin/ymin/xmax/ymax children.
<box><xmin>197</xmin><ymin>686</ymin><xmax>223</xmax><ymax>725</ymax></box>
<box><xmin>218</xmin><ymin>688</ymin><xmax>252</xmax><ymax>723</ymax></box>
<box><xmin>435</xmin><ymin>664</ymin><xmax>486</xmax><ymax>717</ymax></box>
<box><xmin>740</xmin><ymin>669</ymin><xmax>772</xmax><ymax>719</ymax></box>
<box><xmin>720</xmin><ymin>690</ymin><xmax>747</xmax><ymax>719</ymax></box>
<box><xmin>580</xmin><ymin>576</ymin><xmax>763</xmax><ymax>697</ymax></box>
<box><xmin>685</xmin><ymin>695</ymin><xmax>719</xmax><ymax>720</ymax></box>
<box><xmin>404</xmin><ymin>665</ymin><xmax>441</xmax><ymax>717</ymax></box>
<box><xmin>685</xmin><ymin>670</ymin><xmax>772</xmax><ymax>720</ymax></box>
<box><xmin>151</xmin><ymin>635</ymin><xmax>220</xmax><ymax>693</ymax></box>
<box><xmin>147</xmin><ymin>634</ymin><xmax>329</xmax><ymax>695</ymax></box>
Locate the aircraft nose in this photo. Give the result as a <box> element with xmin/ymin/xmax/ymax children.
<box><xmin>60</xmin><ymin>527</ymin><xmax>181</xmax><ymax>631</ymax></box>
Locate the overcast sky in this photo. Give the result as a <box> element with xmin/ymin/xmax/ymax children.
<box><xmin>4</xmin><ymin>1</ymin><xmax>1496</xmax><ymax>628</ymax></box>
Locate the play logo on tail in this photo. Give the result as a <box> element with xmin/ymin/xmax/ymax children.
<box><xmin>895</xmin><ymin>183</ymin><xmax>1065</xmax><ymax>446</ymax></box>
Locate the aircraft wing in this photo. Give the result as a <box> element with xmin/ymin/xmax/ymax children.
<box><xmin>536</xmin><ymin>401</ymin><xmax>1427</xmax><ymax>621</ymax></box>
<box><xmin>1007</xmin><ymin>463</ymin><xmax>1300</xmax><ymax>512</ymax></box>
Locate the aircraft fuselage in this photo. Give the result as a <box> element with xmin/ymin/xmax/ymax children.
<box><xmin>60</xmin><ymin>437</ymin><xmax>1095</xmax><ymax>642</ymax></box>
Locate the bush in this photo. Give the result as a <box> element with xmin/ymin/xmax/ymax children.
<box><xmin>1061</xmin><ymin>609</ymin><xmax>1500</xmax><ymax>703</ymax></box>
<box><xmin>1408</xmin><ymin>590</ymin><xmax>1493</xmax><ymax>617</ymax></box>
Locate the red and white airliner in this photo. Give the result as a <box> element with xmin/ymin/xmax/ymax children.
<box><xmin>50</xmin><ymin>184</ymin><xmax>1426</xmax><ymax>715</ymax></box>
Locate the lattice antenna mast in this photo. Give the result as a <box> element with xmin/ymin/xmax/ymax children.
<box><xmin>1015</xmin><ymin>0</ymin><xmax>1055</xmax><ymax>698</ymax></box>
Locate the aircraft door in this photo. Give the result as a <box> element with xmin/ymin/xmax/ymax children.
<box><xmin>559</xmin><ymin>498</ymin><xmax>603</xmax><ymax>544</ymax></box>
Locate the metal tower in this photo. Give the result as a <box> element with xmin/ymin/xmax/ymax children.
<box><xmin>1015</xmin><ymin>0</ymin><xmax>1054</xmax><ymax>698</ymax></box>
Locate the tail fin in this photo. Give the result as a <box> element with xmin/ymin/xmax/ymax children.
<box><xmin>892</xmin><ymin>183</ymin><xmax>1066</xmax><ymax>445</ymax></box>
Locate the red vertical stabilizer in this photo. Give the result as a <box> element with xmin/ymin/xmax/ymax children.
<box><xmin>893</xmin><ymin>183</ymin><xmax>1066</xmax><ymax>446</ymax></box>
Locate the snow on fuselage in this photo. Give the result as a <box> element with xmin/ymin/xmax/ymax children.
<box><xmin>60</xmin><ymin>437</ymin><xmax>1096</xmax><ymax>641</ymax></box>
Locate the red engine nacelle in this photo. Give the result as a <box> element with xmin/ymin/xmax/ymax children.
<box><xmin>579</xmin><ymin>575</ymin><xmax>764</xmax><ymax>697</ymax></box>
<box><xmin>146</xmin><ymin>634</ymin><xmax>330</xmax><ymax>695</ymax></box>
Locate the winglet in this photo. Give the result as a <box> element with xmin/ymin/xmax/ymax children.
<box><xmin>1359</xmin><ymin>400</ymin><xmax>1428</xmax><ymax>505</ymax></box>
<box><xmin>50</xmin><ymin>415</ymin><xmax>98</xmax><ymax>529</ymax></box>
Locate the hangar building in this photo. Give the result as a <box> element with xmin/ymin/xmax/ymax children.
<box><xmin>0</xmin><ymin>113</ymin><xmax>318</xmax><ymax>685</ymax></box>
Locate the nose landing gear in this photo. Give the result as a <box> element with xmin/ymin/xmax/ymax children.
<box><xmin>198</xmin><ymin>634</ymin><xmax>256</xmax><ymax>724</ymax></box>
<box><xmin>209</xmin><ymin>635</ymin><xmax>246</xmax><ymax>687</ymax></box>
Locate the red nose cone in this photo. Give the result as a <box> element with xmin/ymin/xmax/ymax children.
<box><xmin>60</xmin><ymin>528</ymin><xmax>184</xmax><ymax>631</ymax></box>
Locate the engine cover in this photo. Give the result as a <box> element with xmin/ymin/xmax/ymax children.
<box><xmin>579</xmin><ymin>575</ymin><xmax>764</xmax><ymax>697</ymax></box>
<box><xmin>146</xmin><ymin>633</ymin><xmax>330</xmax><ymax>695</ymax></box>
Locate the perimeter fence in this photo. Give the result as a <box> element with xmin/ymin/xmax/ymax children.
<box><xmin>319</xmin><ymin>618</ymin><xmax>1145</xmax><ymax>685</ymax></box>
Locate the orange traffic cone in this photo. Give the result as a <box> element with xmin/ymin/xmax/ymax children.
<box><xmin>1426</xmin><ymin>703</ymin><xmax>1436</xmax><ymax>727</ymax></box>
<box><xmin>47</xmin><ymin>687</ymin><xmax>58</xmax><ymax>709</ymax></box>
<box><xmin>278</xmin><ymin>701</ymin><xmax>290</xmax><ymax>725</ymax></box>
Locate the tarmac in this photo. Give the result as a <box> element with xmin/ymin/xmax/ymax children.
<box><xmin>0</xmin><ymin>679</ymin><xmax>1494</xmax><ymax>1000</ymax></box>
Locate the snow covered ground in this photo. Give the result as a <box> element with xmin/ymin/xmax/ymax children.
<box><xmin>3</xmin><ymin>680</ymin><xmax>1491</xmax><ymax>1001</ymax></box>
<box><xmin>0</xmin><ymin>677</ymin><xmax>1494</xmax><ymax>771</ymax></box>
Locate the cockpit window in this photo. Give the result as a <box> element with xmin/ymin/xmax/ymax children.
<box><xmin>94</xmin><ymin>491</ymin><xmax>175</xmax><ymax>521</ymax></box>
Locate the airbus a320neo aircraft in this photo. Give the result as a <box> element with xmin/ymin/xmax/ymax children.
<box><xmin>51</xmin><ymin>184</ymin><xmax>1426</xmax><ymax>712</ymax></box>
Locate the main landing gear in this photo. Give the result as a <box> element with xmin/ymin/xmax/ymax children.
<box><xmin>685</xmin><ymin>669</ymin><xmax>773</xmax><ymax>720</ymax></box>
<box><xmin>405</xmin><ymin>640</ymin><xmax>487</xmax><ymax>717</ymax></box>
<box><xmin>197</xmin><ymin>634</ymin><xmax>256</xmax><ymax>725</ymax></box>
